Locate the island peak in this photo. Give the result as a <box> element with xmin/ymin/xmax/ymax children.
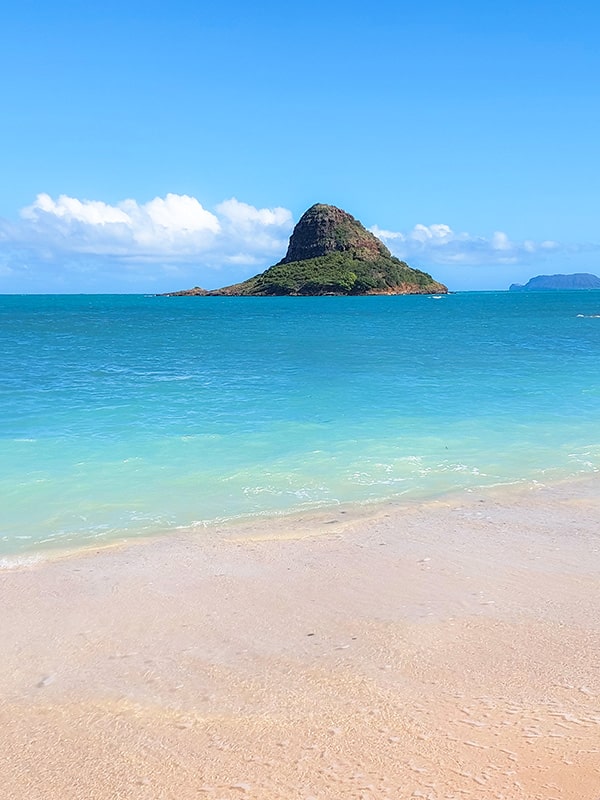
<box><xmin>278</xmin><ymin>203</ymin><xmax>391</xmax><ymax>265</ymax></box>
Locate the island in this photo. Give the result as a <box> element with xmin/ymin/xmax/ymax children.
<box><xmin>509</xmin><ymin>273</ymin><xmax>600</xmax><ymax>291</ymax></box>
<box><xmin>164</xmin><ymin>203</ymin><xmax>448</xmax><ymax>296</ymax></box>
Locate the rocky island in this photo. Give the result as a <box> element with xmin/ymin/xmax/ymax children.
<box><xmin>509</xmin><ymin>273</ymin><xmax>600</xmax><ymax>291</ymax></box>
<box><xmin>165</xmin><ymin>204</ymin><xmax>447</xmax><ymax>296</ymax></box>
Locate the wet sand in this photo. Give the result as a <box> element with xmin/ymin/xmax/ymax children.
<box><xmin>1</xmin><ymin>477</ymin><xmax>599</xmax><ymax>799</ymax></box>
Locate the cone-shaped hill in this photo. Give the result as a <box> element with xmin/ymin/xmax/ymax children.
<box><xmin>166</xmin><ymin>204</ymin><xmax>447</xmax><ymax>296</ymax></box>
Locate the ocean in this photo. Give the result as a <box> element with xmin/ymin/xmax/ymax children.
<box><xmin>1</xmin><ymin>292</ymin><xmax>599</xmax><ymax>559</ymax></box>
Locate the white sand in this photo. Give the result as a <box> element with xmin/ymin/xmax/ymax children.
<box><xmin>1</xmin><ymin>477</ymin><xmax>599</xmax><ymax>799</ymax></box>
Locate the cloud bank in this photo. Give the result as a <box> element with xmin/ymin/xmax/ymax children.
<box><xmin>0</xmin><ymin>191</ymin><xmax>583</xmax><ymax>291</ymax></box>
<box><xmin>16</xmin><ymin>193</ymin><xmax>292</xmax><ymax>264</ymax></box>
<box><xmin>371</xmin><ymin>223</ymin><xmax>560</xmax><ymax>265</ymax></box>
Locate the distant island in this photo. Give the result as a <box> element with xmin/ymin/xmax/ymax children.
<box><xmin>509</xmin><ymin>273</ymin><xmax>600</xmax><ymax>291</ymax></box>
<box><xmin>164</xmin><ymin>204</ymin><xmax>447</xmax><ymax>296</ymax></box>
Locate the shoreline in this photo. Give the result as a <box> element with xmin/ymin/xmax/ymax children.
<box><xmin>2</xmin><ymin>471</ymin><xmax>598</xmax><ymax>570</ymax></box>
<box><xmin>2</xmin><ymin>475</ymin><xmax>599</xmax><ymax>798</ymax></box>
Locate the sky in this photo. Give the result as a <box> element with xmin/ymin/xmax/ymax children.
<box><xmin>1</xmin><ymin>0</ymin><xmax>598</xmax><ymax>292</ymax></box>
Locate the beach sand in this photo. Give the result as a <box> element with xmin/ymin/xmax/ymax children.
<box><xmin>1</xmin><ymin>478</ymin><xmax>599</xmax><ymax>799</ymax></box>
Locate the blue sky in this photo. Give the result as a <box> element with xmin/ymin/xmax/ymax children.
<box><xmin>1</xmin><ymin>0</ymin><xmax>598</xmax><ymax>292</ymax></box>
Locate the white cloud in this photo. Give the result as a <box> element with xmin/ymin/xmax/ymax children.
<box><xmin>215</xmin><ymin>198</ymin><xmax>293</xmax><ymax>254</ymax></box>
<box><xmin>0</xmin><ymin>192</ymin><xmax>296</xmax><ymax>290</ymax></box>
<box><xmin>224</xmin><ymin>253</ymin><xmax>262</xmax><ymax>265</ymax></box>
<box><xmin>22</xmin><ymin>193</ymin><xmax>131</xmax><ymax>225</ymax></box>
<box><xmin>133</xmin><ymin>194</ymin><xmax>220</xmax><ymax>234</ymax></box>
<box><xmin>491</xmin><ymin>231</ymin><xmax>511</xmax><ymax>251</ymax></box>
<box><xmin>371</xmin><ymin>222</ymin><xmax>561</xmax><ymax>265</ymax></box>
<box><xmin>20</xmin><ymin>192</ymin><xmax>224</xmax><ymax>258</ymax></box>
<box><xmin>216</xmin><ymin>197</ymin><xmax>291</xmax><ymax>229</ymax></box>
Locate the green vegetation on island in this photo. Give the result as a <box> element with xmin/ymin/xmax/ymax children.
<box><xmin>222</xmin><ymin>251</ymin><xmax>444</xmax><ymax>295</ymax></box>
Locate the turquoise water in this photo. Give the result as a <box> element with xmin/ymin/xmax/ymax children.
<box><xmin>1</xmin><ymin>292</ymin><xmax>599</xmax><ymax>557</ymax></box>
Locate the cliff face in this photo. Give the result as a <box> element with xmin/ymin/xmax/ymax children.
<box><xmin>278</xmin><ymin>203</ymin><xmax>391</xmax><ymax>264</ymax></box>
<box><xmin>509</xmin><ymin>273</ymin><xmax>600</xmax><ymax>291</ymax></box>
<box><xmin>165</xmin><ymin>204</ymin><xmax>448</xmax><ymax>296</ymax></box>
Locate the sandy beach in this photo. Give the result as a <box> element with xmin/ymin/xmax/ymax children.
<box><xmin>1</xmin><ymin>477</ymin><xmax>599</xmax><ymax>799</ymax></box>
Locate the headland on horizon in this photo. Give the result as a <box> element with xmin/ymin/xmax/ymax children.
<box><xmin>509</xmin><ymin>272</ymin><xmax>600</xmax><ymax>291</ymax></box>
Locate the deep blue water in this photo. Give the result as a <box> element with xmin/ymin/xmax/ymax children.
<box><xmin>1</xmin><ymin>292</ymin><xmax>599</xmax><ymax>557</ymax></box>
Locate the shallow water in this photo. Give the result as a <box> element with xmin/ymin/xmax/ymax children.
<box><xmin>1</xmin><ymin>291</ymin><xmax>599</xmax><ymax>555</ymax></box>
